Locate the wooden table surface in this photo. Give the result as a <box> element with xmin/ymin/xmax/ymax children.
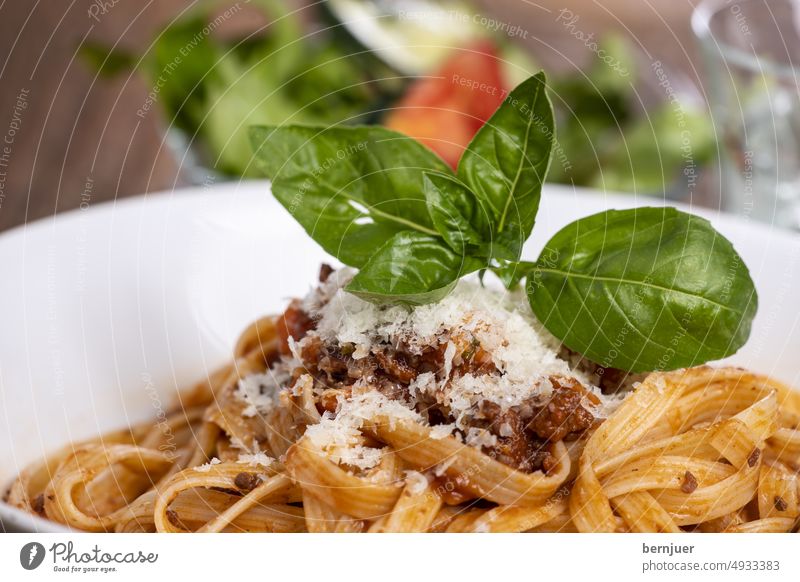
<box><xmin>0</xmin><ymin>0</ymin><xmax>699</xmax><ymax>233</ymax></box>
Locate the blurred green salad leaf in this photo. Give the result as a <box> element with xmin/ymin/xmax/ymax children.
<box><xmin>78</xmin><ymin>42</ymin><xmax>136</xmax><ymax>78</ymax></box>
<box><xmin>593</xmin><ymin>106</ymin><xmax>716</xmax><ymax>193</ymax></box>
<box><xmin>547</xmin><ymin>35</ymin><xmax>716</xmax><ymax>193</ymax></box>
<box><xmin>79</xmin><ymin>0</ymin><xmax>396</xmax><ymax>176</ymax></box>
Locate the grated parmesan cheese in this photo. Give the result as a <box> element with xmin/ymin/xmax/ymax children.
<box><xmin>228</xmin><ymin>435</ymin><xmax>248</xmax><ymax>452</ymax></box>
<box><xmin>236</xmin><ymin>452</ymin><xmax>274</xmax><ymax>468</ymax></box>
<box><xmin>304</xmin><ymin>274</ymin><xmax>614</xmax><ymax>425</ymax></box>
<box><xmin>408</xmin><ymin>372</ymin><xmax>437</xmax><ymax>398</ymax></box>
<box><xmin>303</xmin><ymin>390</ymin><xmax>422</xmax><ymax>471</ymax></box>
<box><xmin>233</xmin><ymin>270</ymin><xmax>623</xmax><ymax>473</ymax></box>
<box><xmin>443</xmin><ymin>341</ymin><xmax>456</xmax><ymax>378</ymax></box>
<box><xmin>429</xmin><ymin>423</ymin><xmax>457</xmax><ymax>440</ymax></box>
<box><xmin>404</xmin><ymin>470</ymin><xmax>429</xmax><ymax>495</ymax></box>
<box><xmin>194</xmin><ymin>457</ymin><xmax>221</xmax><ymax>472</ymax></box>
<box><xmin>593</xmin><ymin>392</ymin><xmax>627</xmax><ymax>419</ymax></box>
<box><xmin>235</xmin><ymin>365</ymin><xmax>293</xmax><ymax>417</ymax></box>
<box><xmin>465</xmin><ymin>427</ymin><xmax>498</xmax><ymax>449</ymax></box>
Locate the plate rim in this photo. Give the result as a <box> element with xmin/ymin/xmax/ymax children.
<box><xmin>1</xmin><ymin>180</ymin><xmax>798</xmax><ymax>248</ymax></box>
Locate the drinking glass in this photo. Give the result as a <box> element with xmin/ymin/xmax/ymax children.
<box><xmin>693</xmin><ymin>0</ymin><xmax>800</xmax><ymax>229</ymax></box>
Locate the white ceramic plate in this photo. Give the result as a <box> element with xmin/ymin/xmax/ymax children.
<box><xmin>2</xmin><ymin>181</ymin><xmax>799</xmax><ymax>532</ymax></box>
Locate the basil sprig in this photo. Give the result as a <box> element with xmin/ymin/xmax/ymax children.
<box><xmin>250</xmin><ymin>72</ymin><xmax>758</xmax><ymax>371</ymax></box>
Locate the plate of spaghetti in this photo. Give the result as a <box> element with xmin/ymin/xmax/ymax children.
<box><xmin>1</xmin><ymin>181</ymin><xmax>798</xmax><ymax>533</ymax></box>
<box><xmin>2</xmin><ymin>73</ymin><xmax>800</xmax><ymax>534</ymax></box>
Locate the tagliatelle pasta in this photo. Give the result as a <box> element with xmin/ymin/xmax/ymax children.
<box><xmin>5</xmin><ymin>291</ymin><xmax>800</xmax><ymax>533</ymax></box>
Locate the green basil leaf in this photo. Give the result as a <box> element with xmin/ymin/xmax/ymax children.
<box><xmin>492</xmin><ymin>260</ymin><xmax>537</xmax><ymax>290</ymax></box>
<box><xmin>422</xmin><ymin>172</ymin><xmax>492</xmax><ymax>255</ymax></box>
<box><xmin>457</xmin><ymin>72</ymin><xmax>554</xmax><ymax>258</ymax></box>
<box><xmin>527</xmin><ymin>207</ymin><xmax>758</xmax><ymax>373</ymax></box>
<box><xmin>346</xmin><ymin>231</ymin><xmax>484</xmax><ymax>305</ymax></box>
<box><xmin>250</xmin><ymin>125</ymin><xmax>450</xmax><ymax>267</ymax></box>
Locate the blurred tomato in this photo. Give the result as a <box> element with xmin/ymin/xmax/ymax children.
<box><xmin>385</xmin><ymin>40</ymin><xmax>508</xmax><ymax>168</ymax></box>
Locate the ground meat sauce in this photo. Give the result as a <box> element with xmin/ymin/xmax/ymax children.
<box><xmin>456</xmin><ymin>337</ymin><xmax>497</xmax><ymax>375</ymax></box>
<box><xmin>299</xmin><ymin>335</ymin><xmax>444</xmax><ymax>400</ymax></box>
<box><xmin>559</xmin><ymin>345</ymin><xmax>646</xmax><ymax>394</ymax></box>
<box><xmin>32</xmin><ymin>493</ymin><xmax>45</xmax><ymax>515</ymax></box>
<box><xmin>374</xmin><ymin>350</ymin><xmax>418</xmax><ymax>384</ymax></box>
<box><xmin>468</xmin><ymin>380</ymin><xmax>594</xmax><ymax>473</ymax></box>
<box><xmin>471</xmin><ymin>401</ymin><xmax>559</xmax><ymax>473</ymax></box>
<box><xmin>590</xmin><ymin>365</ymin><xmax>634</xmax><ymax>394</ymax></box>
<box><xmin>278</xmin><ymin>286</ymin><xmax>597</xmax><ymax>477</ymax></box>
<box><xmin>234</xmin><ymin>472</ymin><xmax>262</xmax><ymax>492</ymax></box>
<box><xmin>274</xmin><ymin>262</ymin><xmax>335</xmax><ymax>354</ymax></box>
<box><xmin>318</xmin><ymin>263</ymin><xmax>334</xmax><ymax>283</ymax></box>
<box><xmin>523</xmin><ymin>377</ymin><xmax>596</xmax><ymax>442</ymax></box>
<box><xmin>277</xmin><ymin>301</ymin><xmax>315</xmax><ymax>355</ymax></box>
